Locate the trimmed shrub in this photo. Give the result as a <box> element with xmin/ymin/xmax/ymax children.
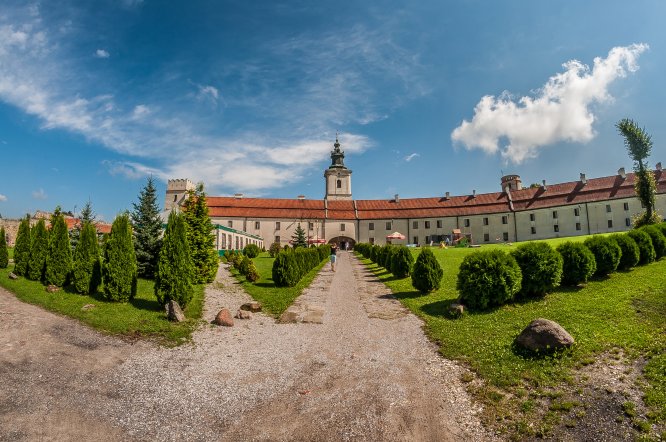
<box><xmin>640</xmin><ymin>225</ymin><xmax>666</xmax><ymax>259</ymax></box>
<box><xmin>244</xmin><ymin>243</ymin><xmax>260</xmax><ymax>258</ymax></box>
<box><xmin>609</xmin><ymin>234</ymin><xmax>640</xmax><ymax>270</ymax></box>
<box><xmin>457</xmin><ymin>250</ymin><xmax>522</xmax><ymax>310</ymax></box>
<box><xmin>245</xmin><ymin>261</ymin><xmax>260</xmax><ymax>282</ymax></box>
<box><xmin>27</xmin><ymin>219</ymin><xmax>49</xmax><ymax>281</ymax></box>
<box><xmin>627</xmin><ymin>229</ymin><xmax>656</xmax><ymax>265</ymax></box>
<box><xmin>557</xmin><ymin>242</ymin><xmax>596</xmax><ymax>286</ymax></box>
<box><xmin>103</xmin><ymin>214</ymin><xmax>138</xmax><ymax>302</ymax></box>
<box><xmin>0</xmin><ymin>227</ymin><xmax>8</xmax><ymax>269</ymax></box>
<box><xmin>390</xmin><ymin>245</ymin><xmax>414</xmax><ymax>278</ymax></box>
<box><xmin>13</xmin><ymin>215</ymin><xmax>31</xmax><ymax>276</ymax></box>
<box><xmin>511</xmin><ymin>242</ymin><xmax>563</xmax><ymax>297</ymax></box>
<box><xmin>584</xmin><ymin>236</ymin><xmax>621</xmax><ymax>276</ymax></box>
<box><xmin>45</xmin><ymin>212</ymin><xmax>73</xmax><ymax>287</ymax></box>
<box><xmin>239</xmin><ymin>256</ymin><xmax>252</xmax><ymax>275</ymax></box>
<box><xmin>381</xmin><ymin>245</ymin><xmax>395</xmax><ymax>269</ymax></box>
<box><xmin>272</xmin><ymin>252</ymin><xmax>300</xmax><ymax>287</ymax></box>
<box><xmin>155</xmin><ymin>211</ymin><xmax>194</xmax><ymax>307</ymax></box>
<box><xmin>269</xmin><ymin>242</ymin><xmax>282</xmax><ymax>258</ymax></box>
<box><xmin>371</xmin><ymin>245</ymin><xmax>381</xmax><ymax>264</ymax></box>
<box><xmin>411</xmin><ymin>248</ymin><xmax>443</xmax><ymax>293</ymax></box>
<box><xmin>72</xmin><ymin>221</ymin><xmax>102</xmax><ymax>295</ymax></box>
<box><xmin>657</xmin><ymin>222</ymin><xmax>666</xmax><ymax>239</ymax></box>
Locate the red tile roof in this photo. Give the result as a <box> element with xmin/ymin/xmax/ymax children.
<box><xmin>63</xmin><ymin>217</ymin><xmax>112</xmax><ymax>234</ymax></box>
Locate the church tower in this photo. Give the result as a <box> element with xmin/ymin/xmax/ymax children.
<box><xmin>324</xmin><ymin>136</ymin><xmax>352</xmax><ymax>200</ymax></box>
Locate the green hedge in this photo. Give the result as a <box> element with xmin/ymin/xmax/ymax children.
<box><xmin>556</xmin><ymin>241</ymin><xmax>596</xmax><ymax>286</ymax></box>
<box><xmin>627</xmin><ymin>229</ymin><xmax>656</xmax><ymax>265</ymax></box>
<box><xmin>584</xmin><ymin>235</ymin><xmax>621</xmax><ymax>276</ymax></box>
<box><xmin>640</xmin><ymin>225</ymin><xmax>666</xmax><ymax>259</ymax></box>
<box><xmin>457</xmin><ymin>249</ymin><xmax>522</xmax><ymax>310</ymax></box>
<box><xmin>609</xmin><ymin>233</ymin><xmax>640</xmax><ymax>270</ymax></box>
<box><xmin>272</xmin><ymin>245</ymin><xmax>329</xmax><ymax>287</ymax></box>
<box><xmin>511</xmin><ymin>242</ymin><xmax>562</xmax><ymax>297</ymax></box>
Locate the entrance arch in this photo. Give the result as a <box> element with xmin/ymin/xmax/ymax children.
<box><xmin>329</xmin><ymin>236</ymin><xmax>355</xmax><ymax>251</ymax></box>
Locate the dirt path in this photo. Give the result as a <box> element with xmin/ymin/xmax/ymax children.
<box><xmin>0</xmin><ymin>252</ymin><xmax>493</xmax><ymax>441</ymax></box>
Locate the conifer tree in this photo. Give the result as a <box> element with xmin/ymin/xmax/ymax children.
<box><xmin>72</xmin><ymin>221</ymin><xmax>102</xmax><ymax>295</ymax></box>
<box><xmin>182</xmin><ymin>183</ymin><xmax>218</xmax><ymax>283</ymax></box>
<box><xmin>131</xmin><ymin>176</ymin><xmax>163</xmax><ymax>279</ymax></box>
<box><xmin>70</xmin><ymin>200</ymin><xmax>96</xmax><ymax>250</ymax></box>
<box><xmin>411</xmin><ymin>248</ymin><xmax>444</xmax><ymax>294</ymax></box>
<box><xmin>27</xmin><ymin>219</ymin><xmax>49</xmax><ymax>281</ymax></box>
<box><xmin>155</xmin><ymin>211</ymin><xmax>194</xmax><ymax>306</ymax></box>
<box><xmin>291</xmin><ymin>224</ymin><xmax>308</xmax><ymax>248</ymax></box>
<box><xmin>45</xmin><ymin>210</ymin><xmax>73</xmax><ymax>287</ymax></box>
<box><xmin>13</xmin><ymin>215</ymin><xmax>31</xmax><ymax>276</ymax></box>
<box><xmin>103</xmin><ymin>213</ymin><xmax>138</xmax><ymax>302</ymax></box>
<box><xmin>0</xmin><ymin>227</ymin><xmax>8</xmax><ymax>269</ymax></box>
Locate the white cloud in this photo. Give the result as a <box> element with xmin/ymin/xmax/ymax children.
<box><xmin>404</xmin><ymin>153</ymin><xmax>419</xmax><ymax>162</ymax></box>
<box><xmin>451</xmin><ymin>44</ymin><xmax>648</xmax><ymax>164</ymax></box>
<box><xmin>196</xmin><ymin>84</ymin><xmax>219</xmax><ymax>104</ymax></box>
<box><xmin>131</xmin><ymin>104</ymin><xmax>150</xmax><ymax>119</ymax></box>
<box><xmin>0</xmin><ymin>194</ymin><xmax>7</xmax><ymax>202</ymax></box>
<box><xmin>32</xmin><ymin>188</ymin><xmax>47</xmax><ymax>200</ymax></box>
<box><xmin>94</xmin><ymin>49</ymin><xmax>109</xmax><ymax>58</ymax></box>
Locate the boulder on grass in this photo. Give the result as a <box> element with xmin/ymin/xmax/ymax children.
<box><xmin>240</xmin><ymin>301</ymin><xmax>262</xmax><ymax>313</ymax></box>
<box><xmin>235</xmin><ymin>309</ymin><xmax>252</xmax><ymax>320</ymax></box>
<box><xmin>165</xmin><ymin>300</ymin><xmax>186</xmax><ymax>322</ymax></box>
<box><xmin>8</xmin><ymin>272</ymin><xmax>18</xmax><ymax>280</ymax></box>
<box><xmin>46</xmin><ymin>285</ymin><xmax>59</xmax><ymax>293</ymax></box>
<box><xmin>213</xmin><ymin>308</ymin><xmax>234</xmax><ymax>327</ymax></box>
<box><xmin>515</xmin><ymin>318</ymin><xmax>574</xmax><ymax>352</ymax></box>
<box><xmin>449</xmin><ymin>303</ymin><xmax>464</xmax><ymax>317</ymax></box>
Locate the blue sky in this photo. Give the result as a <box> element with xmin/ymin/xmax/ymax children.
<box><xmin>1</xmin><ymin>0</ymin><xmax>665</xmax><ymax>221</ymax></box>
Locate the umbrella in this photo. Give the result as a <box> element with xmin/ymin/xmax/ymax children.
<box><xmin>308</xmin><ymin>235</ymin><xmax>327</xmax><ymax>244</ymax></box>
<box><xmin>386</xmin><ymin>232</ymin><xmax>406</xmax><ymax>240</ymax></box>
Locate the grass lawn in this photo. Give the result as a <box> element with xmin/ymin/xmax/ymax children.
<box><xmin>359</xmin><ymin>236</ymin><xmax>665</xmax><ymax>437</ymax></box>
<box><xmin>0</xmin><ymin>263</ymin><xmax>205</xmax><ymax>346</ymax></box>
<box><xmin>228</xmin><ymin>252</ymin><xmax>328</xmax><ymax>316</ymax></box>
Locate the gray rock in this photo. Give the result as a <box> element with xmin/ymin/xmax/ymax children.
<box><xmin>235</xmin><ymin>309</ymin><xmax>252</xmax><ymax>320</ymax></box>
<box><xmin>240</xmin><ymin>301</ymin><xmax>262</xmax><ymax>313</ymax></box>
<box><xmin>165</xmin><ymin>300</ymin><xmax>186</xmax><ymax>322</ymax></box>
<box><xmin>81</xmin><ymin>304</ymin><xmax>96</xmax><ymax>311</ymax></box>
<box><xmin>46</xmin><ymin>285</ymin><xmax>59</xmax><ymax>293</ymax></box>
<box><xmin>515</xmin><ymin>318</ymin><xmax>574</xmax><ymax>352</ymax></box>
<box><xmin>449</xmin><ymin>303</ymin><xmax>464</xmax><ymax>317</ymax></box>
<box><xmin>8</xmin><ymin>272</ymin><xmax>18</xmax><ymax>280</ymax></box>
<box><xmin>213</xmin><ymin>308</ymin><xmax>234</xmax><ymax>327</ymax></box>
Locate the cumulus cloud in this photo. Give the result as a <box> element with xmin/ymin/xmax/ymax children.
<box><xmin>451</xmin><ymin>44</ymin><xmax>648</xmax><ymax>163</ymax></box>
<box><xmin>32</xmin><ymin>188</ymin><xmax>47</xmax><ymax>200</ymax></box>
<box><xmin>94</xmin><ymin>49</ymin><xmax>110</xmax><ymax>58</ymax></box>
<box><xmin>404</xmin><ymin>153</ymin><xmax>419</xmax><ymax>162</ymax></box>
<box><xmin>0</xmin><ymin>194</ymin><xmax>7</xmax><ymax>202</ymax></box>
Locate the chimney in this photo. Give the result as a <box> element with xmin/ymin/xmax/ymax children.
<box><xmin>580</xmin><ymin>173</ymin><xmax>587</xmax><ymax>185</ymax></box>
<box><xmin>542</xmin><ymin>179</ymin><xmax>547</xmax><ymax>190</ymax></box>
<box><xmin>472</xmin><ymin>189</ymin><xmax>476</xmax><ymax>198</ymax></box>
<box><xmin>657</xmin><ymin>162</ymin><xmax>663</xmax><ymax>171</ymax></box>
<box><xmin>234</xmin><ymin>193</ymin><xmax>244</xmax><ymax>199</ymax></box>
<box><xmin>618</xmin><ymin>167</ymin><xmax>626</xmax><ymax>179</ymax></box>
<box><xmin>394</xmin><ymin>194</ymin><xmax>400</xmax><ymax>203</ymax></box>
<box><xmin>445</xmin><ymin>191</ymin><xmax>450</xmax><ymax>199</ymax></box>
<box><xmin>297</xmin><ymin>195</ymin><xmax>306</xmax><ymax>200</ymax></box>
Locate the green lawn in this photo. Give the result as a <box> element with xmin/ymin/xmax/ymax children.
<box><xmin>228</xmin><ymin>252</ymin><xmax>328</xmax><ymax>316</ymax></box>
<box><xmin>0</xmin><ymin>263</ymin><xmax>205</xmax><ymax>346</ymax></box>
<box><xmin>359</xmin><ymin>236</ymin><xmax>665</xmax><ymax>436</ymax></box>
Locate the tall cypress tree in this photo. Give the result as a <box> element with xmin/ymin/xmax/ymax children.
<box><xmin>13</xmin><ymin>215</ymin><xmax>32</xmax><ymax>276</ymax></box>
<box><xmin>27</xmin><ymin>219</ymin><xmax>49</xmax><ymax>281</ymax></box>
<box><xmin>103</xmin><ymin>213</ymin><xmax>138</xmax><ymax>302</ymax></box>
<box><xmin>45</xmin><ymin>210</ymin><xmax>73</xmax><ymax>287</ymax></box>
<box><xmin>131</xmin><ymin>176</ymin><xmax>163</xmax><ymax>279</ymax></box>
<box><xmin>155</xmin><ymin>211</ymin><xmax>194</xmax><ymax>306</ymax></box>
<box><xmin>182</xmin><ymin>183</ymin><xmax>218</xmax><ymax>283</ymax></box>
<box><xmin>72</xmin><ymin>221</ymin><xmax>102</xmax><ymax>295</ymax></box>
<box><xmin>0</xmin><ymin>227</ymin><xmax>8</xmax><ymax>269</ymax></box>
<box><xmin>70</xmin><ymin>200</ymin><xmax>96</xmax><ymax>250</ymax></box>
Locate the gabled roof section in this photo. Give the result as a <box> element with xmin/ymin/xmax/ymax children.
<box><xmin>206</xmin><ymin>196</ymin><xmax>326</xmax><ymax>220</ymax></box>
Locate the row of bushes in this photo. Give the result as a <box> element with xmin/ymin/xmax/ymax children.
<box><xmin>458</xmin><ymin>223</ymin><xmax>666</xmax><ymax>310</ymax></box>
<box><xmin>272</xmin><ymin>245</ymin><xmax>331</xmax><ymax>287</ymax></box>
<box><xmin>225</xmin><ymin>250</ymin><xmax>260</xmax><ymax>282</ymax></box>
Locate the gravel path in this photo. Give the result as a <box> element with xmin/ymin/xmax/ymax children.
<box><xmin>1</xmin><ymin>252</ymin><xmax>493</xmax><ymax>441</ymax></box>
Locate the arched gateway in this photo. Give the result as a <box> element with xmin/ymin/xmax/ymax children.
<box><xmin>329</xmin><ymin>236</ymin><xmax>355</xmax><ymax>251</ymax></box>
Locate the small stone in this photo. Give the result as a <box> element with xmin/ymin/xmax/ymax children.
<box><xmin>165</xmin><ymin>300</ymin><xmax>186</xmax><ymax>322</ymax></box>
<box><xmin>515</xmin><ymin>318</ymin><xmax>574</xmax><ymax>352</ymax></box>
<box><xmin>8</xmin><ymin>272</ymin><xmax>18</xmax><ymax>280</ymax></box>
<box><xmin>449</xmin><ymin>303</ymin><xmax>464</xmax><ymax>317</ymax></box>
<box><xmin>235</xmin><ymin>309</ymin><xmax>252</xmax><ymax>320</ymax></box>
<box><xmin>213</xmin><ymin>308</ymin><xmax>234</xmax><ymax>327</ymax></box>
<box><xmin>46</xmin><ymin>285</ymin><xmax>59</xmax><ymax>293</ymax></box>
<box><xmin>81</xmin><ymin>304</ymin><xmax>96</xmax><ymax>311</ymax></box>
<box><xmin>240</xmin><ymin>301</ymin><xmax>262</xmax><ymax>313</ymax></box>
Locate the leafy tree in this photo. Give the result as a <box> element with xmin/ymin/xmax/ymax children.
<box><xmin>103</xmin><ymin>213</ymin><xmax>138</xmax><ymax>302</ymax></box>
<box><xmin>411</xmin><ymin>248</ymin><xmax>443</xmax><ymax>294</ymax></box>
<box><xmin>131</xmin><ymin>176</ymin><xmax>163</xmax><ymax>279</ymax></box>
<box><xmin>291</xmin><ymin>223</ymin><xmax>308</xmax><ymax>248</ymax></box>
<box><xmin>556</xmin><ymin>242</ymin><xmax>596</xmax><ymax>286</ymax></box>
<box><xmin>0</xmin><ymin>227</ymin><xmax>8</xmax><ymax>269</ymax></box>
<box><xmin>72</xmin><ymin>221</ymin><xmax>102</xmax><ymax>295</ymax></box>
<box><xmin>45</xmin><ymin>211</ymin><xmax>73</xmax><ymax>287</ymax></box>
<box><xmin>617</xmin><ymin>119</ymin><xmax>659</xmax><ymax>226</ymax></box>
<box><xmin>182</xmin><ymin>183</ymin><xmax>219</xmax><ymax>283</ymax></box>
<box><xmin>27</xmin><ymin>219</ymin><xmax>49</xmax><ymax>281</ymax></box>
<box><xmin>13</xmin><ymin>215</ymin><xmax>31</xmax><ymax>276</ymax></box>
<box><xmin>155</xmin><ymin>211</ymin><xmax>194</xmax><ymax>307</ymax></box>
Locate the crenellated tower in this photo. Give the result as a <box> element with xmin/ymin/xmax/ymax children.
<box><xmin>165</xmin><ymin>179</ymin><xmax>195</xmax><ymax>211</ymax></box>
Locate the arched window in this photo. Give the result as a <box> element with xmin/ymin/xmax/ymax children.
<box><xmin>336</xmin><ymin>179</ymin><xmax>342</xmax><ymax>189</ymax></box>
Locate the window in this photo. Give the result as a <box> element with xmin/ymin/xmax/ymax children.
<box><xmin>425</xmin><ymin>221</ymin><xmax>431</xmax><ymax>229</ymax></box>
<box><xmin>255</xmin><ymin>221</ymin><xmax>260</xmax><ymax>229</ymax></box>
<box><xmin>228</xmin><ymin>220</ymin><xmax>233</xmax><ymax>228</ymax></box>
<box><xmin>275</xmin><ymin>222</ymin><xmax>280</xmax><ymax>230</ymax></box>
<box><xmin>625</xmin><ymin>218</ymin><xmax>631</xmax><ymax>227</ymax></box>
<box><xmin>576</xmin><ymin>222</ymin><xmax>581</xmax><ymax>231</ymax></box>
<box><xmin>173</xmin><ymin>194</ymin><xmax>177</xmax><ymax>201</ymax></box>
<box><xmin>340</xmin><ymin>224</ymin><xmax>345</xmax><ymax>231</ymax></box>
<box><xmin>606</xmin><ymin>204</ymin><xmax>612</xmax><ymax>213</ymax></box>
<box><xmin>607</xmin><ymin>219</ymin><xmax>613</xmax><ymax>228</ymax></box>
<box><xmin>623</xmin><ymin>202</ymin><xmax>629</xmax><ymax>211</ymax></box>
<box><xmin>437</xmin><ymin>220</ymin><xmax>442</xmax><ymax>228</ymax></box>
<box><xmin>529</xmin><ymin>213</ymin><xmax>535</xmax><ymax>222</ymax></box>
<box><xmin>336</xmin><ymin>179</ymin><xmax>342</xmax><ymax>189</ymax></box>
<box><xmin>386</xmin><ymin>222</ymin><xmax>392</xmax><ymax>230</ymax></box>
<box><xmin>483</xmin><ymin>217</ymin><xmax>489</xmax><ymax>226</ymax></box>
<box><xmin>369</xmin><ymin>222</ymin><xmax>374</xmax><ymax>231</ymax></box>
<box><xmin>413</xmin><ymin>236</ymin><xmax>419</xmax><ymax>245</ymax></box>
<box><xmin>531</xmin><ymin>226</ymin><xmax>536</xmax><ymax>235</ymax></box>
<box><xmin>483</xmin><ymin>233</ymin><xmax>490</xmax><ymax>242</ymax></box>
<box><xmin>309</xmin><ymin>222</ymin><xmax>314</xmax><ymax>230</ymax></box>
<box><xmin>553</xmin><ymin>225</ymin><xmax>559</xmax><ymax>232</ymax></box>
<box><xmin>552</xmin><ymin>211</ymin><xmax>558</xmax><ymax>219</ymax></box>
<box><xmin>369</xmin><ymin>237</ymin><xmax>375</xmax><ymax>244</ymax></box>
<box><xmin>503</xmin><ymin>232</ymin><xmax>509</xmax><ymax>241</ymax></box>
<box><xmin>274</xmin><ymin>235</ymin><xmax>280</xmax><ymax>243</ymax></box>
<box><xmin>502</xmin><ymin>215</ymin><xmax>508</xmax><ymax>225</ymax></box>
<box><xmin>413</xmin><ymin>221</ymin><xmax>418</xmax><ymax>229</ymax></box>
<box><xmin>464</xmin><ymin>219</ymin><xmax>470</xmax><ymax>227</ymax></box>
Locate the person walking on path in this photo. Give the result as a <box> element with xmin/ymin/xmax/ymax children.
<box><xmin>330</xmin><ymin>243</ymin><xmax>338</xmax><ymax>272</ymax></box>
